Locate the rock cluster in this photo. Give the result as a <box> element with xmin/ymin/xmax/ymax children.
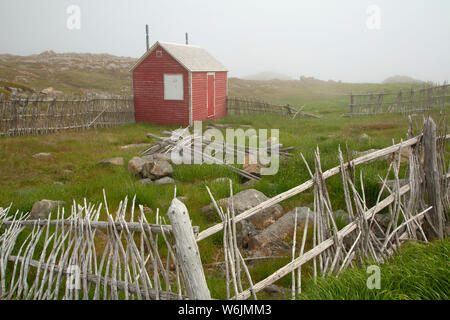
<box><xmin>128</xmin><ymin>153</ymin><xmax>174</xmax><ymax>185</ymax></box>
<box><xmin>200</xmin><ymin>189</ymin><xmax>352</xmax><ymax>257</ymax></box>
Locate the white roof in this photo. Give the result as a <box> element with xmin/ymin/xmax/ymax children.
<box><xmin>130</xmin><ymin>41</ymin><xmax>228</xmax><ymax>72</ymax></box>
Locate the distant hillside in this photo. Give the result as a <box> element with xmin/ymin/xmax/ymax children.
<box><xmin>244</xmin><ymin>72</ymin><xmax>293</xmax><ymax>81</ymax></box>
<box><xmin>0</xmin><ymin>51</ymin><xmax>137</xmax><ymax>97</ymax></box>
<box><xmin>382</xmin><ymin>75</ymin><xmax>423</xmax><ymax>84</ymax></box>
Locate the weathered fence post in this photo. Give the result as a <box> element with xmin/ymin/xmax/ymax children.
<box><xmin>167</xmin><ymin>198</ymin><xmax>211</xmax><ymax>300</ymax></box>
<box><xmin>350</xmin><ymin>92</ymin><xmax>354</xmax><ymax>114</ymax></box>
<box><xmin>423</xmin><ymin>117</ymin><xmax>444</xmax><ymax>239</ymax></box>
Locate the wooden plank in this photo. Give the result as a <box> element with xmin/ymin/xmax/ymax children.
<box><xmin>167</xmin><ymin>198</ymin><xmax>211</xmax><ymax>300</ymax></box>
<box><xmin>423</xmin><ymin>118</ymin><xmax>444</xmax><ymax>238</ymax></box>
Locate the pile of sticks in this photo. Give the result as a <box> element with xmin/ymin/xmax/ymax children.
<box><xmin>141</xmin><ymin>127</ymin><xmax>294</xmax><ymax>181</ymax></box>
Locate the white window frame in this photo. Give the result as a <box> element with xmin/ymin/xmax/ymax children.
<box><xmin>164</xmin><ymin>74</ymin><xmax>184</xmax><ymax>101</ymax></box>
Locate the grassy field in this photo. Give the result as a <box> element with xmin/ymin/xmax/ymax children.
<box><xmin>0</xmin><ymin>80</ymin><xmax>448</xmax><ymax>299</ymax></box>
<box><xmin>299</xmin><ymin>239</ymin><xmax>449</xmax><ymax>300</ymax></box>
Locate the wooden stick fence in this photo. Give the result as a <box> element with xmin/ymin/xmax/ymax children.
<box><xmin>0</xmin><ymin>191</ymin><xmax>205</xmax><ymax>300</ymax></box>
<box><xmin>227</xmin><ymin>97</ymin><xmax>320</xmax><ymax>118</ymax></box>
<box><xmin>346</xmin><ymin>82</ymin><xmax>449</xmax><ymax>116</ymax></box>
<box><xmin>0</xmin><ymin>117</ymin><xmax>447</xmax><ymax>300</ymax></box>
<box><xmin>0</xmin><ymin>97</ymin><xmax>135</xmax><ymax>137</ymax></box>
<box><xmin>198</xmin><ymin>116</ymin><xmax>448</xmax><ymax>299</ymax></box>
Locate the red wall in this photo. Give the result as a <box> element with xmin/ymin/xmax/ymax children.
<box><xmin>132</xmin><ymin>45</ymin><xmax>190</xmax><ymax>125</ymax></box>
<box><xmin>192</xmin><ymin>71</ymin><xmax>227</xmax><ymax>122</ymax></box>
<box><xmin>133</xmin><ymin>44</ymin><xmax>227</xmax><ymax>125</ymax></box>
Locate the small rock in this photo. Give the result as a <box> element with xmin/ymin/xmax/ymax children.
<box><xmin>142</xmin><ymin>206</ymin><xmax>152</xmax><ymax>215</ymax></box>
<box><xmin>243</xmin><ymin>155</ymin><xmax>261</xmax><ymax>178</ymax></box>
<box><xmin>97</xmin><ymin>157</ymin><xmax>124</xmax><ymax>166</ymax></box>
<box><xmin>155</xmin><ymin>177</ymin><xmax>175</xmax><ymax>185</ymax></box>
<box><xmin>263</xmin><ymin>284</ymin><xmax>282</xmax><ymax>295</ymax></box>
<box><xmin>139</xmin><ymin>178</ymin><xmax>153</xmax><ymax>185</ymax></box>
<box><xmin>142</xmin><ymin>159</ymin><xmax>173</xmax><ymax>179</ymax></box>
<box><xmin>32</xmin><ymin>152</ymin><xmax>52</xmax><ymax>159</ymax></box>
<box><xmin>30</xmin><ymin>200</ymin><xmax>65</xmax><ymax>220</ymax></box>
<box><xmin>40</xmin><ymin>87</ymin><xmax>56</xmax><ymax>96</ymax></box>
<box><xmin>357</xmin><ymin>133</ymin><xmax>369</xmax><ymax>142</ymax></box>
<box><xmin>62</xmin><ymin>169</ymin><xmax>73</xmax><ymax>175</ymax></box>
<box><xmin>53</xmin><ymin>181</ymin><xmax>64</xmax><ymax>186</ymax></box>
<box><xmin>128</xmin><ymin>157</ymin><xmax>146</xmax><ymax>176</ymax></box>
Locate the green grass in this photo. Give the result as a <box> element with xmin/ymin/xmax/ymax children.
<box><xmin>298</xmin><ymin>239</ymin><xmax>450</xmax><ymax>300</ymax></box>
<box><xmin>0</xmin><ymin>78</ymin><xmax>448</xmax><ymax>300</ymax></box>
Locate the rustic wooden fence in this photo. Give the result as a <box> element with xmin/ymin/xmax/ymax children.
<box><xmin>0</xmin><ymin>117</ymin><xmax>448</xmax><ymax>300</ymax></box>
<box><xmin>0</xmin><ymin>97</ymin><xmax>135</xmax><ymax>137</ymax></box>
<box><xmin>346</xmin><ymin>83</ymin><xmax>449</xmax><ymax>116</ymax></box>
<box><xmin>197</xmin><ymin>116</ymin><xmax>449</xmax><ymax>299</ymax></box>
<box><xmin>227</xmin><ymin>97</ymin><xmax>320</xmax><ymax>118</ymax></box>
<box><xmin>0</xmin><ymin>192</ymin><xmax>208</xmax><ymax>300</ymax></box>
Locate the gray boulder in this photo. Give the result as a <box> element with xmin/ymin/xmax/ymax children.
<box><xmin>154</xmin><ymin>177</ymin><xmax>175</xmax><ymax>185</ymax></box>
<box><xmin>247</xmin><ymin>207</ymin><xmax>313</xmax><ymax>252</ymax></box>
<box><xmin>142</xmin><ymin>159</ymin><xmax>173</xmax><ymax>179</ymax></box>
<box><xmin>30</xmin><ymin>200</ymin><xmax>65</xmax><ymax>220</ymax></box>
<box><xmin>200</xmin><ymin>189</ymin><xmax>284</xmax><ymax>247</ymax></box>
<box><xmin>128</xmin><ymin>157</ymin><xmax>147</xmax><ymax>176</ymax></box>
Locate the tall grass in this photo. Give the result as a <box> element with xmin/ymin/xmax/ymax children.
<box><xmin>299</xmin><ymin>240</ymin><xmax>450</xmax><ymax>300</ymax></box>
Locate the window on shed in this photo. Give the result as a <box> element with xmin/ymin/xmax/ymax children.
<box><xmin>164</xmin><ymin>74</ymin><xmax>183</xmax><ymax>100</ymax></box>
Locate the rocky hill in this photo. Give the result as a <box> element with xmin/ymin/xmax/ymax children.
<box><xmin>382</xmin><ymin>75</ymin><xmax>423</xmax><ymax>84</ymax></box>
<box><xmin>0</xmin><ymin>51</ymin><xmax>137</xmax><ymax>97</ymax></box>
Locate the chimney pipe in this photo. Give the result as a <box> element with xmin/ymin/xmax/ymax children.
<box><xmin>185</xmin><ymin>32</ymin><xmax>189</xmax><ymax>45</ymax></box>
<box><xmin>146</xmin><ymin>25</ymin><xmax>150</xmax><ymax>51</ymax></box>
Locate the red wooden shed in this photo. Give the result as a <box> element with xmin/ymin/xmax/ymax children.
<box><xmin>130</xmin><ymin>41</ymin><xmax>228</xmax><ymax>126</ymax></box>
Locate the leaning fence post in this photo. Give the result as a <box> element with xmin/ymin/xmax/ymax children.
<box><xmin>167</xmin><ymin>198</ymin><xmax>211</xmax><ymax>300</ymax></box>
<box><xmin>423</xmin><ymin>117</ymin><xmax>444</xmax><ymax>239</ymax></box>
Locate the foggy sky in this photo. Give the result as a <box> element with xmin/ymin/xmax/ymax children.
<box><xmin>0</xmin><ymin>0</ymin><xmax>449</xmax><ymax>83</ymax></box>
